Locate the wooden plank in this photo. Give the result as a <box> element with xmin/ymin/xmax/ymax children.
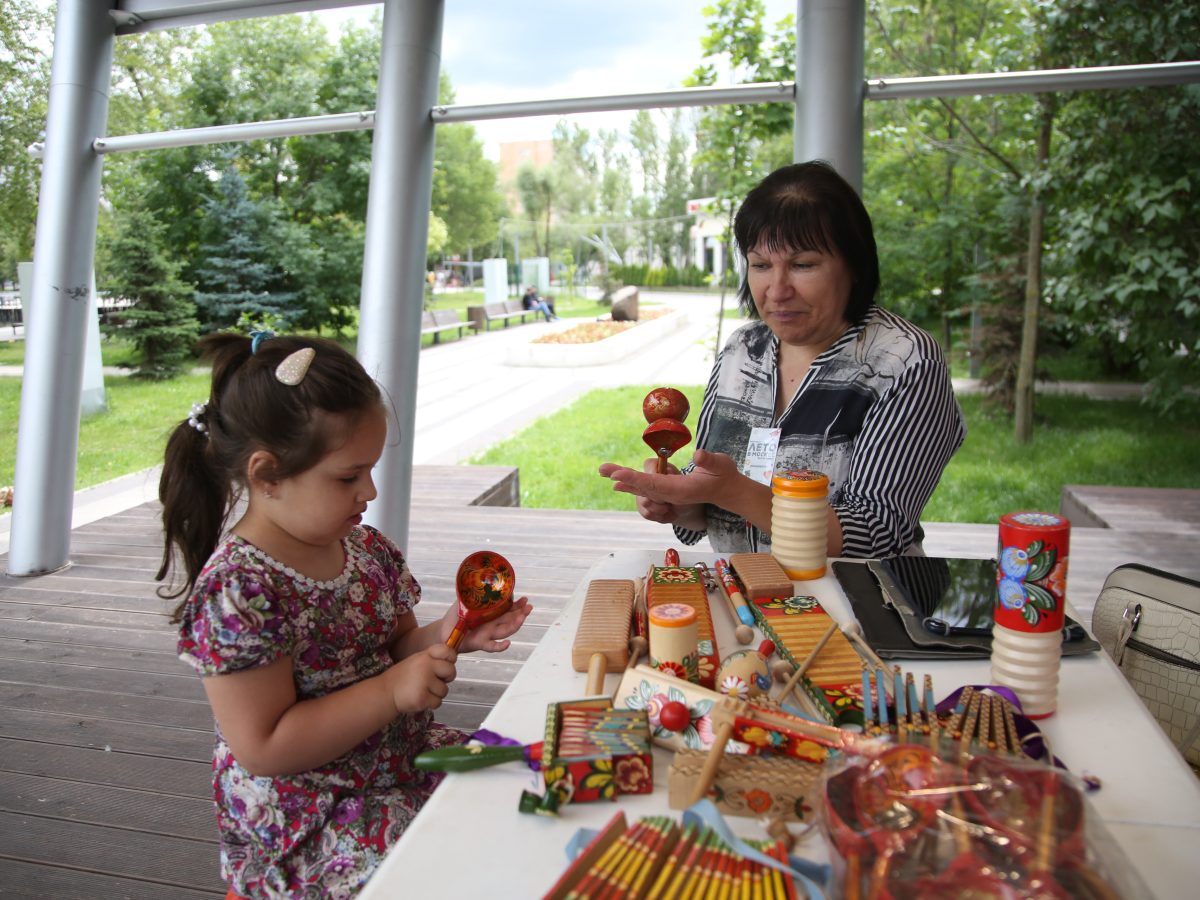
<box><xmin>0</xmin><ymin>811</ymin><xmax>223</xmax><ymax>894</ymax></box>
<box><xmin>1061</xmin><ymin>484</ymin><xmax>1200</xmax><ymax>535</ymax></box>
<box><xmin>0</xmin><ymin>707</ymin><xmax>211</xmax><ymax>761</ymax></box>
<box><xmin>0</xmin><ymin>769</ymin><xmax>214</xmax><ymax>837</ymax></box>
<box><xmin>0</xmin><ymin>859</ymin><xmax>221</xmax><ymax>900</ymax></box>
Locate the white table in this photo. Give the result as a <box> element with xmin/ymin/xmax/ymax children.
<box><xmin>361</xmin><ymin>549</ymin><xmax>1200</xmax><ymax>899</ymax></box>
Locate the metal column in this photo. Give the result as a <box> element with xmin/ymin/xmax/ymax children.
<box><xmin>357</xmin><ymin>0</ymin><xmax>443</xmax><ymax>550</ymax></box>
<box><xmin>794</xmin><ymin>0</ymin><xmax>865</xmax><ymax>190</ymax></box>
<box><xmin>8</xmin><ymin>1</ymin><xmax>115</xmax><ymax>576</ymax></box>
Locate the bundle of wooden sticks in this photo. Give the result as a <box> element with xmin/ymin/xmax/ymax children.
<box><xmin>543</xmin><ymin>810</ymin><xmax>799</xmax><ymax>900</ymax></box>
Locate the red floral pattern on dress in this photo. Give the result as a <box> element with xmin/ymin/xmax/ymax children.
<box><xmin>177</xmin><ymin>526</ymin><xmax>466</xmax><ymax>899</ymax></box>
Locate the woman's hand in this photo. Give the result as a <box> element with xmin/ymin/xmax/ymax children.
<box><xmin>598</xmin><ymin>450</ymin><xmax>773</xmax><ymax>535</ymax></box>
<box><xmin>384</xmin><ymin>643</ymin><xmax>458</xmax><ymax>715</ymax></box>
<box><xmin>451</xmin><ymin>596</ymin><xmax>534</xmax><ymax>653</ymax></box>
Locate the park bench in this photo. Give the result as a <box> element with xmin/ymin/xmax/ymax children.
<box><xmin>421</xmin><ymin>308</ymin><xmax>469</xmax><ymax>343</ymax></box>
<box><xmin>466</xmin><ymin>298</ymin><xmax>535</xmax><ymax>332</ymax></box>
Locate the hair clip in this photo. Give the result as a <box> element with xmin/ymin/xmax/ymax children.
<box><xmin>187</xmin><ymin>400</ymin><xmax>208</xmax><ymax>434</ymax></box>
<box><xmin>250</xmin><ymin>329</ymin><xmax>275</xmax><ymax>355</ymax></box>
<box><xmin>275</xmin><ymin>347</ymin><xmax>315</xmax><ymax>386</ymax></box>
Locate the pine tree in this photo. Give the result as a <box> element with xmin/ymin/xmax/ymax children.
<box><xmin>193</xmin><ymin>167</ymin><xmax>296</xmax><ymax>332</ymax></box>
<box><xmin>102</xmin><ymin>200</ymin><xmax>199</xmax><ymax>380</ymax></box>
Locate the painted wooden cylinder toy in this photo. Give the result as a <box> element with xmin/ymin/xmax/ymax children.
<box><xmin>991</xmin><ymin>511</ymin><xmax>1071</xmax><ymax>719</ymax></box>
<box><xmin>648</xmin><ymin>603</ymin><xmax>699</xmax><ymax>682</ymax></box>
<box><xmin>770</xmin><ymin>469</ymin><xmax>829</xmax><ymax>580</ymax></box>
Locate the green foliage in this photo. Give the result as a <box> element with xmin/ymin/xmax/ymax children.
<box><xmin>0</xmin><ymin>1</ymin><xmax>51</xmax><ymax>281</ymax></box>
<box><xmin>193</xmin><ymin>167</ymin><xmax>296</xmax><ymax>331</ymax></box>
<box><xmin>100</xmin><ymin>200</ymin><xmax>199</xmax><ymax>379</ymax></box>
<box><xmin>1040</xmin><ymin>0</ymin><xmax>1200</xmax><ymax>412</ymax></box>
<box><xmin>610</xmin><ymin>264</ymin><xmax>710</xmax><ymax>288</ymax></box>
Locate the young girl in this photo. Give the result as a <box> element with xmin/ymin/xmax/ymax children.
<box><xmin>157</xmin><ymin>332</ymin><xmax>532</xmax><ymax>899</ymax></box>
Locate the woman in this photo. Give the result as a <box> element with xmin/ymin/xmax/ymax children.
<box><xmin>598</xmin><ymin>161</ymin><xmax>965</xmax><ymax>558</ymax></box>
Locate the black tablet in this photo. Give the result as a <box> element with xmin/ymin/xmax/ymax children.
<box><xmin>873</xmin><ymin>556</ymin><xmax>1088</xmax><ymax>641</ymax></box>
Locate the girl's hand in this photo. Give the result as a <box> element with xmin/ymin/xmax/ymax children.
<box><xmin>453</xmin><ymin>596</ymin><xmax>534</xmax><ymax>653</ymax></box>
<box><xmin>385</xmin><ymin>643</ymin><xmax>458</xmax><ymax>714</ymax></box>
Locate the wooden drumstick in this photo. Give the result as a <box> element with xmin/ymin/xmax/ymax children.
<box><xmin>699</xmin><ymin>561</ymin><xmax>754</xmax><ymax>645</ymax></box>
<box><xmin>776</xmin><ymin>619</ymin><xmax>839</xmax><ymax>709</ymax></box>
<box><xmin>687</xmin><ymin>720</ymin><xmax>735</xmax><ymax>806</ymax></box>
<box><xmin>840</xmin><ymin>621</ymin><xmax>889</xmax><ymax>672</ymax></box>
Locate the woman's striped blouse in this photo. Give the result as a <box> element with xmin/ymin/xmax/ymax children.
<box><xmin>674</xmin><ymin>306</ymin><xmax>966</xmax><ymax>558</ymax></box>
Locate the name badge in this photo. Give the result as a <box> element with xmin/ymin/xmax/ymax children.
<box><xmin>742</xmin><ymin>427</ymin><xmax>781</xmax><ymax>485</ymax></box>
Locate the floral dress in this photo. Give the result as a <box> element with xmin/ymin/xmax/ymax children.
<box><xmin>177</xmin><ymin>526</ymin><xmax>466</xmax><ymax>899</ymax></box>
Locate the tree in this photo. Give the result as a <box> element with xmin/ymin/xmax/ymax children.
<box><xmin>1042</xmin><ymin>0</ymin><xmax>1200</xmax><ymax>412</ymax></box>
<box><xmin>688</xmin><ymin>0</ymin><xmax>796</xmax><ymax>347</ymax></box>
<box><xmin>193</xmin><ymin>167</ymin><xmax>296</xmax><ymax>332</ymax></box>
<box><xmin>0</xmin><ymin>0</ymin><xmax>51</xmax><ymax>281</ymax></box>
<box><xmin>100</xmin><ymin>199</ymin><xmax>199</xmax><ymax>379</ymax></box>
<box><xmin>516</xmin><ymin>163</ymin><xmax>554</xmax><ymax>258</ymax></box>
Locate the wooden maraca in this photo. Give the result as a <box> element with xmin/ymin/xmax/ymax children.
<box><xmin>642</xmin><ymin>387</ymin><xmax>692</xmax><ymax>474</ymax></box>
<box><xmin>446</xmin><ymin>550</ymin><xmax>515</xmax><ymax>649</ymax></box>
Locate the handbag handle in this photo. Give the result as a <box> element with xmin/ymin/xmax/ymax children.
<box><xmin>1112</xmin><ymin>602</ymin><xmax>1142</xmax><ymax>667</ymax></box>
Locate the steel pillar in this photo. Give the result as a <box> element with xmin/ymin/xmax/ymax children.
<box><xmin>9</xmin><ymin>1</ymin><xmax>115</xmax><ymax>575</ymax></box>
<box><xmin>357</xmin><ymin>0</ymin><xmax>443</xmax><ymax>550</ymax></box>
<box><xmin>794</xmin><ymin>0</ymin><xmax>865</xmax><ymax>189</ymax></box>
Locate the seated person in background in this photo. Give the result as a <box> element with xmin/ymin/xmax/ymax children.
<box><xmin>598</xmin><ymin>160</ymin><xmax>966</xmax><ymax>558</ymax></box>
<box><xmin>522</xmin><ymin>286</ymin><xmax>558</xmax><ymax>321</ymax></box>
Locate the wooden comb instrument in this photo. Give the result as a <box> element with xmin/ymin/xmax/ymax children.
<box><xmin>572</xmin><ymin>579</ymin><xmax>636</xmax><ymax>694</ymax></box>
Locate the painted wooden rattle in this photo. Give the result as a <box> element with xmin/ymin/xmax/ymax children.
<box><xmin>642</xmin><ymin>387</ymin><xmax>691</xmax><ymax>474</ymax></box>
<box><xmin>446</xmin><ymin>550</ymin><xmax>515</xmax><ymax>649</ymax></box>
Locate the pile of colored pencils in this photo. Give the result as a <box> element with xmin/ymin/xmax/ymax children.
<box><xmin>547</xmin><ymin>813</ymin><xmax>799</xmax><ymax>899</ymax></box>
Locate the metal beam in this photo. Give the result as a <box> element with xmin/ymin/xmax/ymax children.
<box><xmin>8</xmin><ymin>0</ymin><xmax>115</xmax><ymax>576</ymax></box>
<box><xmin>795</xmin><ymin>0</ymin><xmax>865</xmax><ymax>188</ymax></box>
<box><xmin>866</xmin><ymin>60</ymin><xmax>1200</xmax><ymax>100</ymax></box>
<box><xmin>35</xmin><ymin>61</ymin><xmax>1193</xmax><ymax>161</ymax></box>
<box><xmin>112</xmin><ymin>0</ymin><xmax>375</xmax><ymax>33</ymax></box>
<box><xmin>356</xmin><ymin>0</ymin><xmax>442</xmax><ymax>550</ymax></box>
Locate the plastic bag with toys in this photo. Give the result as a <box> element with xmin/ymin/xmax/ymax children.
<box><xmin>818</xmin><ymin>742</ymin><xmax>1151</xmax><ymax>900</ymax></box>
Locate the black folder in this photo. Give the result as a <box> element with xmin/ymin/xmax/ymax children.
<box><xmin>832</xmin><ymin>560</ymin><xmax>1100</xmax><ymax>660</ymax></box>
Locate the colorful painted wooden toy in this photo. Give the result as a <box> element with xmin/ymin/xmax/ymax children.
<box><xmin>749</xmin><ymin>593</ymin><xmax>864</xmax><ymax>727</ymax></box>
<box><xmin>446</xmin><ymin>550</ymin><xmax>515</xmax><ymax>649</ymax></box>
<box><xmin>646</xmin><ymin>561</ymin><xmax>719</xmax><ymax>688</ymax></box>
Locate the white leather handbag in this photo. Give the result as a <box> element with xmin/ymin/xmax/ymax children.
<box><xmin>1092</xmin><ymin>563</ymin><xmax>1200</xmax><ymax>769</ymax></box>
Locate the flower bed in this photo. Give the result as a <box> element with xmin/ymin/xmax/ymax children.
<box><xmin>532</xmin><ymin>308</ymin><xmax>671</xmax><ymax>345</ymax></box>
<box><xmin>506</xmin><ymin>308</ymin><xmax>687</xmax><ymax>368</ymax></box>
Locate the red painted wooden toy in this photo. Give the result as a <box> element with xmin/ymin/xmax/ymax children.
<box><xmin>446</xmin><ymin>550</ymin><xmax>515</xmax><ymax>649</ymax></box>
<box><xmin>641</xmin><ymin>387</ymin><xmax>692</xmax><ymax>474</ymax></box>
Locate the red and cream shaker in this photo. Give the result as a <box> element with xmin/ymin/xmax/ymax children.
<box><xmin>990</xmin><ymin>511</ymin><xmax>1071</xmax><ymax>719</ymax></box>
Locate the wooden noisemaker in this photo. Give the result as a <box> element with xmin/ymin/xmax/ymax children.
<box><xmin>641</xmin><ymin>387</ymin><xmax>691</xmax><ymax>474</ymax></box>
<box><xmin>572</xmin><ymin>579</ymin><xmax>636</xmax><ymax>695</ymax></box>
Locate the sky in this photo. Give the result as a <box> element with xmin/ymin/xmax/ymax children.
<box><xmin>319</xmin><ymin>0</ymin><xmax>798</xmax><ymax>159</ymax></box>
<box><xmin>27</xmin><ymin>0</ymin><xmax>797</xmax><ymax>160</ymax></box>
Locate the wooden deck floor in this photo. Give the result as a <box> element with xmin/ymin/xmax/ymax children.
<box><xmin>3</xmin><ymin>468</ymin><xmax>1199</xmax><ymax>897</ymax></box>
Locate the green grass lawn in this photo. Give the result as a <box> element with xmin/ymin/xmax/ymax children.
<box><xmin>472</xmin><ymin>389</ymin><xmax>1200</xmax><ymax>523</ymax></box>
<box><xmin>1</xmin><ymin>373</ymin><xmax>211</xmax><ymax>490</ymax></box>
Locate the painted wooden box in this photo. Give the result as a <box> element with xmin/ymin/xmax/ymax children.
<box><xmin>541</xmin><ymin>698</ymin><xmax>654</xmax><ymax>804</ymax></box>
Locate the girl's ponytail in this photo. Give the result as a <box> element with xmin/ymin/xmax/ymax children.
<box><xmin>156</xmin><ymin>412</ymin><xmax>232</xmax><ymax>619</ymax></box>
